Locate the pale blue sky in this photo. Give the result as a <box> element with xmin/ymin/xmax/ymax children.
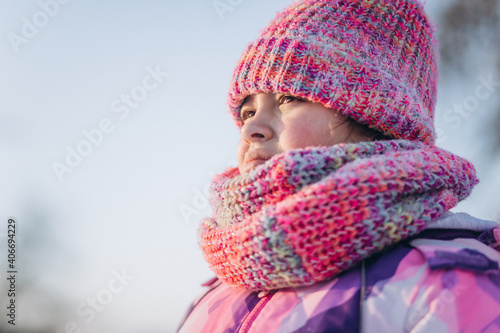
<box><xmin>0</xmin><ymin>1</ymin><xmax>498</xmax><ymax>332</ymax></box>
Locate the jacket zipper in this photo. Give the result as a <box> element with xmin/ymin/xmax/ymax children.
<box><xmin>238</xmin><ymin>291</ymin><xmax>274</xmax><ymax>333</ymax></box>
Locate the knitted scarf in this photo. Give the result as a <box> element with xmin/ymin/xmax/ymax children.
<box><xmin>199</xmin><ymin>140</ymin><xmax>478</xmax><ymax>291</ymax></box>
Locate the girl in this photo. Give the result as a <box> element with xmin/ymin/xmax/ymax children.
<box><xmin>178</xmin><ymin>0</ymin><xmax>500</xmax><ymax>331</ymax></box>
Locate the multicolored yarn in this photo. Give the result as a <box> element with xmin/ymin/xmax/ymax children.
<box><xmin>199</xmin><ymin>140</ymin><xmax>478</xmax><ymax>291</ymax></box>
<box><xmin>228</xmin><ymin>0</ymin><xmax>439</xmax><ymax>144</ymax></box>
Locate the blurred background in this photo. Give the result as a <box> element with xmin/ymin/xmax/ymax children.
<box><xmin>0</xmin><ymin>0</ymin><xmax>499</xmax><ymax>332</ymax></box>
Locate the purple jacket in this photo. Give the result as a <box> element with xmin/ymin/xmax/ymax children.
<box><xmin>178</xmin><ymin>213</ymin><xmax>500</xmax><ymax>332</ymax></box>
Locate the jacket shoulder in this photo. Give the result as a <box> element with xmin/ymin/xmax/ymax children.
<box><xmin>364</xmin><ymin>215</ymin><xmax>500</xmax><ymax>332</ymax></box>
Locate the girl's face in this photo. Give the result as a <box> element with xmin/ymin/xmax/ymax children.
<box><xmin>237</xmin><ymin>93</ymin><xmax>353</xmax><ymax>174</ymax></box>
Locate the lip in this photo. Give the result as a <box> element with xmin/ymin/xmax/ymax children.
<box><xmin>243</xmin><ymin>150</ymin><xmax>273</xmax><ymax>173</ymax></box>
<box><xmin>245</xmin><ymin>150</ymin><xmax>273</xmax><ymax>163</ymax></box>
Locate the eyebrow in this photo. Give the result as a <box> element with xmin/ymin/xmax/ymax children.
<box><xmin>241</xmin><ymin>95</ymin><xmax>255</xmax><ymax>106</ymax></box>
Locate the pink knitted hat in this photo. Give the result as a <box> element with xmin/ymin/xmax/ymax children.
<box><xmin>228</xmin><ymin>0</ymin><xmax>439</xmax><ymax>144</ymax></box>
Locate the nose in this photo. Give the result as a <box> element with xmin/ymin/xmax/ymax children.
<box><xmin>240</xmin><ymin>109</ymin><xmax>274</xmax><ymax>144</ymax></box>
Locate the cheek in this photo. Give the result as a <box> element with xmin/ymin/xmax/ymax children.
<box><xmin>280</xmin><ymin>115</ymin><xmax>334</xmax><ymax>149</ymax></box>
<box><xmin>236</xmin><ymin>138</ymin><xmax>248</xmax><ymax>167</ymax></box>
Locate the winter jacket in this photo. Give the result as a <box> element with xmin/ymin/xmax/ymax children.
<box><xmin>178</xmin><ymin>212</ymin><xmax>500</xmax><ymax>333</ymax></box>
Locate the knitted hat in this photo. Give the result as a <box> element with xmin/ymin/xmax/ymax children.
<box><xmin>228</xmin><ymin>0</ymin><xmax>439</xmax><ymax>145</ymax></box>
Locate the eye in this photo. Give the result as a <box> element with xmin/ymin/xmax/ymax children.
<box><xmin>240</xmin><ymin>109</ymin><xmax>256</xmax><ymax>122</ymax></box>
<box><xmin>278</xmin><ymin>95</ymin><xmax>303</xmax><ymax>105</ymax></box>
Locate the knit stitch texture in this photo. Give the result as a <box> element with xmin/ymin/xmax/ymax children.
<box><xmin>228</xmin><ymin>0</ymin><xmax>439</xmax><ymax>144</ymax></box>
<box><xmin>199</xmin><ymin>140</ymin><xmax>478</xmax><ymax>291</ymax></box>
